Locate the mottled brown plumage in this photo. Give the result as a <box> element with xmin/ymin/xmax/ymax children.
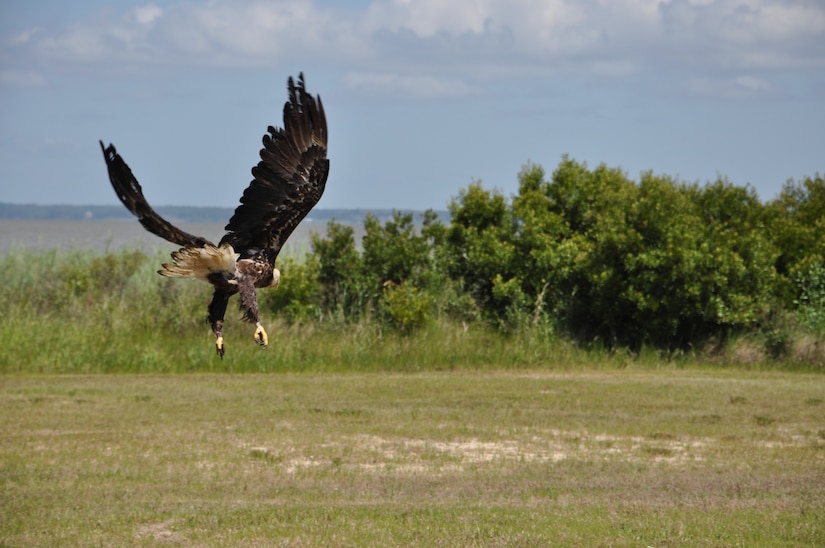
<box><xmin>100</xmin><ymin>74</ymin><xmax>328</xmax><ymax>357</ymax></box>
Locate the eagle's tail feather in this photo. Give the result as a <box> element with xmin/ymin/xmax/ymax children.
<box><xmin>159</xmin><ymin>243</ymin><xmax>238</xmax><ymax>281</ymax></box>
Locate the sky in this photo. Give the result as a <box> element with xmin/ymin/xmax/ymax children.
<box><xmin>1</xmin><ymin>0</ymin><xmax>823</xmax><ymax>212</ymax></box>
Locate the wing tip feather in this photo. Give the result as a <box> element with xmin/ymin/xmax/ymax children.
<box><xmin>222</xmin><ymin>72</ymin><xmax>328</xmax><ymax>256</ymax></box>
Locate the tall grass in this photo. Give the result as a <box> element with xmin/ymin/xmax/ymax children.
<box><xmin>1</xmin><ymin>247</ymin><xmax>822</xmax><ymax>373</ymax></box>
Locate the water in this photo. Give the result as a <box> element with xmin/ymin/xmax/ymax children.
<box><xmin>0</xmin><ymin>219</ymin><xmax>325</xmax><ymax>256</ymax></box>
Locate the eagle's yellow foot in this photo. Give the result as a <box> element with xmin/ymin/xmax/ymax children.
<box><xmin>254</xmin><ymin>323</ymin><xmax>268</xmax><ymax>348</ymax></box>
<box><xmin>216</xmin><ymin>336</ymin><xmax>225</xmax><ymax>359</ymax></box>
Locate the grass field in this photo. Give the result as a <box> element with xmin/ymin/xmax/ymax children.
<box><xmin>2</xmin><ymin>370</ymin><xmax>824</xmax><ymax>546</ymax></box>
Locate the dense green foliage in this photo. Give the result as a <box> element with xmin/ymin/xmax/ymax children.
<box><xmin>291</xmin><ymin>159</ymin><xmax>823</xmax><ymax>357</ymax></box>
<box><xmin>2</xmin><ymin>157</ymin><xmax>823</xmax><ymax>371</ymax></box>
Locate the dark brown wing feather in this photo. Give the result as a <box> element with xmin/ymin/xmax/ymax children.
<box><xmin>99</xmin><ymin>141</ymin><xmax>213</xmax><ymax>248</ymax></box>
<box><xmin>220</xmin><ymin>73</ymin><xmax>329</xmax><ymax>261</ymax></box>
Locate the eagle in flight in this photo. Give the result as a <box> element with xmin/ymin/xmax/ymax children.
<box><xmin>100</xmin><ymin>74</ymin><xmax>328</xmax><ymax>358</ymax></box>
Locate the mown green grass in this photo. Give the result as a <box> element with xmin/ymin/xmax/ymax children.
<box><xmin>2</xmin><ymin>371</ymin><xmax>824</xmax><ymax>545</ymax></box>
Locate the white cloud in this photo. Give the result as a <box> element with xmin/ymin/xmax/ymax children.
<box><xmin>343</xmin><ymin>71</ymin><xmax>484</xmax><ymax>99</ymax></box>
<box><xmin>6</xmin><ymin>27</ymin><xmax>42</xmax><ymax>47</ymax></box>
<box><xmin>1</xmin><ymin>0</ymin><xmax>823</xmax><ymax>98</ymax></box>
<box><xmin>0</xmin><ymin>69</ymin><xmax>47</xmax><ymax>88</ymax></box>
<box><xmin>364</xmin><ymin>0</ymin><xmax>492</xmax><ymax>36</ymax></box>
<box><xmin>659</xmin><ymin>0</ymin><xmax>825</xmax><ymax>59</ymax></box>
<box><xmin>132</xmin><ymin>4</ymin><xmax>164</xmax><ymax>25</ymax></box>
<box><xmin>688</xmin><ymin>73</ymin><xmax>777</xmax><ymax>99</ymax></box>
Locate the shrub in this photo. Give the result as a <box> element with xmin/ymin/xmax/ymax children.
<box><xmin>262</xmin><ymin>255</ymin><xmax>322</xmax><ymax>322</ymax></box>
<box><xmin>795</xmin><ymin>261</ymin><xmax>825</xmax><ymax>335</ymax></box>
<box><xmin>380</xmin><ymin>280</ymin><xmax>433</xmax><ymax>333</ymax></box>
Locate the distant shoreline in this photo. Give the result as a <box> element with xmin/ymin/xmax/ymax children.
<box><xmin>0</xmin><ymin>218</ymin><xmax>347</xmax><ymax>255</ymax></box>
<box><xmin>0</xmin><ymin>202</ymin><xmax>448</xmax><ymax>224</ymax></box>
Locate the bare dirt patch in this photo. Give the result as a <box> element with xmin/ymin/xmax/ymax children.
<box><xmin>134</xmin><ymin>521</ymin><xmax>190</xmax><ymax>545</ymax></box>
<box><xmin>270</xmin><ymin>429</ymin><xmax>715</xmax><ymax>475</ymax></box>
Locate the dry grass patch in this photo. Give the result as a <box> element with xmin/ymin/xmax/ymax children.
<box><xmin>1</xmin><ymin>370</ymin><xmax>824</xmax><ymax>546</ymax></box>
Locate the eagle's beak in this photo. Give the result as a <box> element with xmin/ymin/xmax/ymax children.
<box><xmin>269</xmin><ymin>268</ymin><xmax>281</xmax><ymax>289</ymax></box>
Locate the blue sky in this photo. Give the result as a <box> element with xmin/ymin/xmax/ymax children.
<box><xmin>1</xmin><ymin>0</ymin><xmax>823</xmax><ymax>211</ymax></box>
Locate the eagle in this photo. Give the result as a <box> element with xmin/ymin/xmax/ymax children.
<box><xmin>100</xmin><ymin>73</ymin><xmax>328</xmax><ymax>358</ymax></box>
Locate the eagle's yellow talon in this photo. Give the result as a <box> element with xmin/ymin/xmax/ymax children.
<box><xmin>216</xmin><ymin>336</ymin><xmax>225</xmax><ymax>359</ymax></box>
<box><xmin>254</xmin><ymin>323</ymin><xmax>268</xmax><ymax>348</ymax></box>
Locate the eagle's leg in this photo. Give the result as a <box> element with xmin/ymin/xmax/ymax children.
<box><xmin>239</xmin><ymin>280</ymin><xmax>268</xmax><ymax>349</ymax></box>
<box><xmin>208</xmin><ymin>289</ymin><xmax>231</xmax><ymax>358</ymax></box>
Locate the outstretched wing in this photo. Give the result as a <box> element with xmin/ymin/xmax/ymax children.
<box><xmin>100</xmin><ymin>141</ymin><xmax>213</xmax><ymax>248</ymax></box>
<box><xmin>220</xmin><ymin>73</ymin><xmax>329</xmax><ymax>260</ymax></box>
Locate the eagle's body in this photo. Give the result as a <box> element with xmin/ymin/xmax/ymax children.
<box><xmin>100</xmin><ymin>74</ymin><xmax>328</xmax><ymax>357</ymax></box>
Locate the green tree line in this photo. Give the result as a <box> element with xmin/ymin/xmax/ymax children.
<box><xmin>268</xmin><ymin>157</ymin><xmax>824</xmax><ymax>353</ymax></box>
